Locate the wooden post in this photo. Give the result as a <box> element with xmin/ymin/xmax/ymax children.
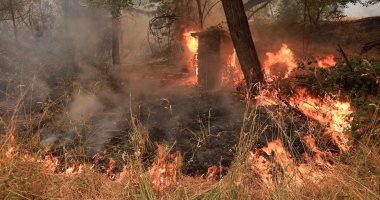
<box><xmin>192</xmin><ymin>30</ymin><xmax>223</xmax><ymax>90</ymax></box>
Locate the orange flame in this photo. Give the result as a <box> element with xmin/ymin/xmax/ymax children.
<box><xmin>249</xmin><ymin>140</ymin><xmax>297</xmax><ymax>184</ymax></box>
<box><xmin>182</xmin><ymin>30</ymin><xmax>199</xmax><ymax>85</ymax></box>
<box><xmin>206</xmin><ymin>165</ymin><xmax>219</xmax><ymax>180</ymax></box>
<box><xmin>316</xmin><ymin>55</ymin><xmax>336</xmax><ymax>68</ymax></box>
<box><xmin>249</xmin><ymin>139</ymin><xmax>326</xmax><ymax>185</ymax></box>
<box><xmin>302</xmin><ymin>135</ymin><xmax>334</xmax><ymax>166</ymax></box>
<box><xmin>148</xmin><ymin>143</ymin><xmax>180</xmax><ymax>193</ymax></box>
<box><xmin>289</xmin><ymin>88</ymin><xmax>353</xmax><ymax>152</ymax></box>
<box><xmin>5</xmin><ymin>147</ymin><xmax>15</xmax><ymax>158</ymax></box>
<box><xmin>263</xmin><ymin>44</ymin><xmax>298</xmax><ymax>81</ymax></box>
<box><xmin>255</xmin><ymin>88</ymin><xmax>284</xmax><ymax>106</ymax></box>
<box><xmin>229</xmin><ymin>50</ymin><xmax>236</xmax><ymax>68</ymax></box>
<box><xmin>222</xmin><ymin>50</ymin><xmax>244</xmax><ymax>86</ymax></box>
<box><xmin>184</xmin><ymin>31</ymin><xmax>198</xmax><ymax>54</ymax></box>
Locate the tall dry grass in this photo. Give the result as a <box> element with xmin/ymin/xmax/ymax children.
<box><xmin>0</xmin><ymin>86</ymin><xmax>379</xmax><ymax>200</ymax></box>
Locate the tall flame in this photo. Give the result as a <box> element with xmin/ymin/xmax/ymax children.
<box><xmin>182</xmin><ymin>30</ymin><xmax>199</xmax><ymax>85</ymax></box>
<box><xmin>148</xmin><ymin>143</ymin><xmax>180</xmax><ymax>193</ymax></box>
<box><xmin>184</xmin><ymin>31</ymin><xmax>198</xmax><ymax>54</ymax></box>
<box><xmin>222</xmin><ymin>50</ymin><xmax>244</xmax><ymax>86</ymax></box>
<box><xmin>263</xmin><ymin>44</ymin><xmax>298</xmax><ymax>81</ymax></box>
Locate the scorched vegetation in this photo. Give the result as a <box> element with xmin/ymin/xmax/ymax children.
<box><xmin>0</xmin><ymin>0</ymin><xmax>379</xmax><ymax>199</ymax></box>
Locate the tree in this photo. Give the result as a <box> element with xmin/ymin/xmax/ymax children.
<box><xmin>275</xmin><ymin>0</ymin><xmax>378</xmax><ymax>28</ymax></box>
<box><xmin>0</xmin><ymin>0</ymin><xmax>21</xmax><ymax>42</ymax></box>
<box><xmin>221</xmin><ymin>0</ymin><xmax>265</xmax><ymax>89</ymax></box>
<box><xmin>244</xmin><ymin>0</ymin><xmax>271</xmax><ymax>11</ymax></box>
<box><xmin>89</xmin><ymin>0</ymin><xmax>133</xmax><ymax>65</ymax></box>
<box><xmin>9</xmin><ymin>0</ymin><xmax>18</xmax><ymax>42</ymax></box>
<box><xmin>303</xmin><ymin>0</ymin><xmax>351</xmax><ymax>27</ymax></box>
<box><xmin>194</xmin><ymin>0</ymin><xmax>220</xmax><ymax>30</ymax></box>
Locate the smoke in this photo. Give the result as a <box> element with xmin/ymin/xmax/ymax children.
<box><xmin>69</xmin><ymin>94</ymin><xmax>104</xmax><ymax>122</ymax></box>
<box><xmin>8</xmin><ymin>0</ymin><xmax>375</xmax><ymax>159</ymax></box>
<box><xmin>120</xmin><ymin>12</ymin><xmax>152</xmax><ymax>63</ymax></box>
<box><xmin>0</xmin><ymin>0</ymin><xmax>269</xmax><ymax>156</ymax></box>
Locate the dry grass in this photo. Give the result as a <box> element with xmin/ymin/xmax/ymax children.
<box><xmin>0</xmin><ymin>154</ymin><xmax>125</xmax><ymax>199</ymax></box>
<box><xmin>0</xmin><ymin>86</ymin><xmax>379</xmax><ymax>200</ymax></box>
<box><xmin>1</xmin><ymin>146</ymin><xmax>379</xmax><ymax>200</ymax></box>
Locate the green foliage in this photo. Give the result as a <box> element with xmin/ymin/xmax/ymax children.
<box><xmin>275</xmin><ymin>0</ymin><xmax>363</xmax><ymax>26</ymax></box>
<box><xmin>88</xmin><ymin>0</ymin><xmax>133</xmax><ymax>18</ymax></box>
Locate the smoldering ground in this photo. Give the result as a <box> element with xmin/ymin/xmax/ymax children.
<box><xmin>1</xmin><ymin>0</ymin><xmax>374</xmax><ymax>176</ymax></box>
<box><xmin>0</xmin><ymin>1</ymin><xmax>251</xmax><ymax>174</ymax></box>
<box><xmin>0</xmin><ymin>0</ymin><xmax>309</xmax><ymax>174</ymax></box>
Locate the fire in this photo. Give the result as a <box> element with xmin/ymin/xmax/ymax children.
<box><xmin>182</xmin><ymin>29</ymin><xmax>246</xmax><ymax>87</ymax></box>
<box><xmin>229</xmin><ymin>50</ymin><xmax>236</xmax><ymax>68</ymax></box>
<box><xmin>184</xmin><ymin>31</ymin><xmax>198</xmax><ymax>54</ymax></box>
<box><xmin>249</xmin><ymin>138</ymin><xmax>331</xmax><ymax>185</ymax></box>
<box><xmin>148</xmin><ymin>143</ymin><xmax>181</xmax><ymax>193</ymax></box>
<box><xmin>182</xmin><ymin>30</ymin><xmax>199</xmax><ymax>84</ymax></box>
<box><xmin>316</xmin><ymin>55</ymin><xmax>336</xmax><ymax>68</ymax></box>
<box><xmin>263</xmin><ymin>44</ymin><xmax>298</xmax><ymax>81</ymax></box>
<box><xmin>249</xmin><ymin>140</ymin><xmax>315</xmax><ymax>185</ymax></box>
<box><xmin>5</xmin><ymin>147</ymin><xmax>15</xmax><ymax>158</ymax></box>
<box><xmin>222</xmin><ymin>50</ymin><xmax>244</xmax><ymax>86</ymax></box>
<box><xmin>249</xmin><ymin>140</ymin><xmax>292</xmax><ymax>184</ymax></box>
<box><xmin>43</xmin><ymin>154</ymin><xmax>59</xmax><ymax>172</ymax></box>
<box><xmin>255</xmin><ymin>88</ymin><xmax>284</xmax><ymax>106</ymax></box>
<box><xmin>250</xmin><ymin>83</ymin><xmax>353</xmax><ymax>184</ymax></box>
<box><xmin>289</xmin><ymin>88</ymin><xmax>353</xmax><ymax>152</ymax></box>
<box><xmin>206</xmin><ymin>165</ymin><xmax>219</xmax><ymax>180</ymax></box>
<box><xmin>302</xmin><ymin>135</ymin><xmax>334</xmax><ymax>166</ymax></box>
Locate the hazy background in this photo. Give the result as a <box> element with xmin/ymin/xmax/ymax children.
<box><xmin>345</xmin><ymin>3</ymin><xmax>380</xmax><ymax>17</ymax></box>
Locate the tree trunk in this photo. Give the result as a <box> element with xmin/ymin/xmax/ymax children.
<box><xmin>9</xmin><ymin>0</ymin><xmax>18</xmax><ymax>42</ymax></box>
<box><xmin>195</xmin><ymin>0</ymin><xmax>204</xmax><ymax>30</ymax></box>
<box><xmin>221</xmin><ymin>0</ymin><xmax>264</xmax><ymax>88</ymax></box>
<box><xmin>112</xmin><ymin>18</ymin><xmax>120</xmax><ymax>65</ymax></box>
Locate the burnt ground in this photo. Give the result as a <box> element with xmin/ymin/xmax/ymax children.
<box><xmin>3</xmin><ymin>17</ymin><xmax>376</xmax><ymax>176</ymax></box>
<box><xmin>31</xmin><ymin>59</ymin><xmax>317</xmax><ymax>176</ymax></box>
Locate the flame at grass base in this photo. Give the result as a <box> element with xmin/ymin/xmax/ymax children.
<box><xmin>148</xmin><ymin>143</ymin><xmax>181</xmax><ymax>193</ymax></box>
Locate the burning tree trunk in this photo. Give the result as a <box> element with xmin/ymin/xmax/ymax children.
<box><xmin>221</xmin><ymin>0</ymin><xmax>265</xmax><ymax>88</ymax></box>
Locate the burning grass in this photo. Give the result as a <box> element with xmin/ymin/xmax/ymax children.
<box><xmin>0</xmin><ymin>41</ymin><xmax>379</xmax><ymax>199</ymax></box>
<box><xmin>0</xmin><ymin>101</ymin><xmax>379</xmax><ymax>199</ymax></box>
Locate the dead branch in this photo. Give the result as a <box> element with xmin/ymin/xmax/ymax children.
<box><xmin>247</xmin><ymin>0</ymin><xmax>274</xmax><ymax>19</ymax></box>
<box><xmin>244</xmin><ymin>0</ymin><xmax>271</xmax><ymax>11</ymax></box>
<box><xmin>337</xmin><ymin>44</ymin><xmax>353</xmax><ymax>72</ymax></box>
